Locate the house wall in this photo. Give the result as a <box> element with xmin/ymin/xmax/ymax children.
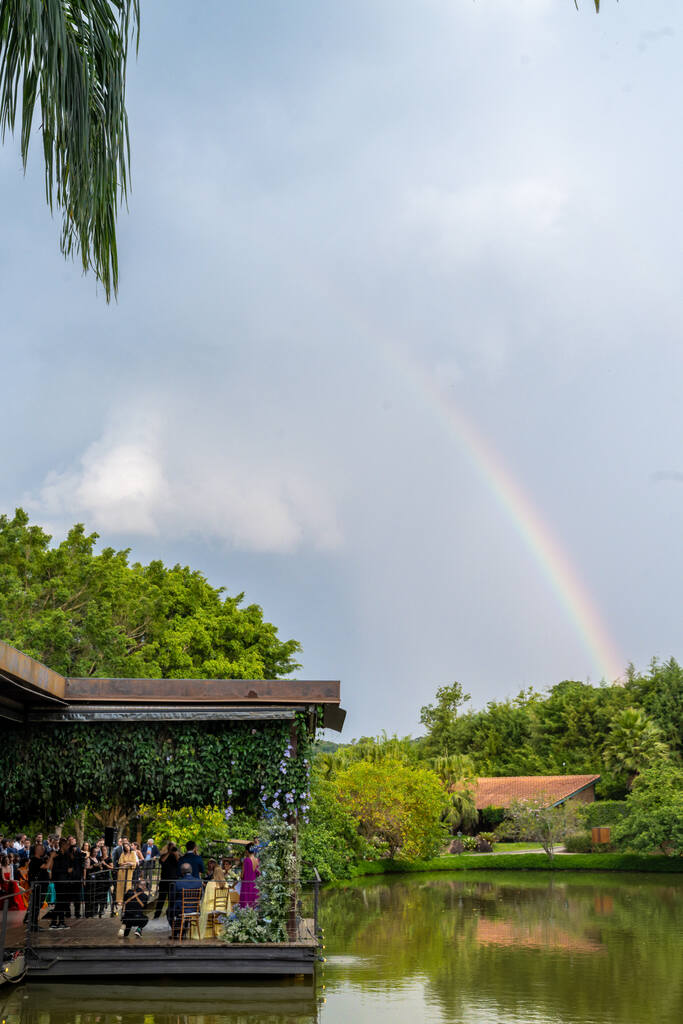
<box><xmin>568</xmin><ymin>784</ymin><xmax>596</xmax><ymax>804</ymax></box>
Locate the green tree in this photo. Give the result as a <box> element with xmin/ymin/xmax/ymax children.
<box><xmin>419</xmin><ymin>682</ymin><xmax>471</xmax><ymax>757</ymax></box>
<box><xmin>625</xmin><ymin>657</ymin><xmax>683</xmax><ymax>753</ymax></box>
<box><xmin>614</xmin><ymin>762</ymin><xmax>683</xmax><ymax>856</ymax></box>
<box><xmin>503</xmin><ymin>797</ymin><xmax>580</xmax><ymax>862</ymax></box>
<box><xmin>333</xmin><ymin>759</ymin><xmax>448</xmax><ymax>860</ymax></box>
<box><xmin>300</xmin><ymin>776</ymin><xmax>368</xmax><ymax>880</ymax></box>
<box><xmin>430</xmin><ymin>755</ymin><xmax>478</xmax><ymax>834</ymax></box>
<box><xmin>602</xmin><ymin>707</ymin><xmax>670</xmax><ymax>788</ymax></box>
<box><xmin>0</xmin><ymin>508</ymin><xmax>300</xmax><ymax>679</ymax></box>
<box><xmin>140</xmin><ymin>804</ymin><xmax>259</xmax><ymax>852</ymax></box>
<box><xmin>0</xmin><ymin>1</ymin><xmax>139</xmax><ymax>299</ymax></box>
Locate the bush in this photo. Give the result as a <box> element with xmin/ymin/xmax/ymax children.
<box><xmin>479</xmin><ymin>806</ymin><xmax>506</xmax><ymax>831</ymax></box>
<box><xmin>564</xmin><ymin>831</ymin><xmax>593</xmax><ymax>853</ymax></box>
<box><xmin>333</xmin><ymin>759</ymin><xmax>448</xmax><ymax>861</ymax></box>
<box><xmin>300</xmin><ymin>778</ymin><xmax>370</xmax><ymax>880</ymax></box>
<box><xmin>578</xmin><ymin>801</ymin><xmax>629</xmax><ymax>829</ymax></box>
<box><xmin>477</xmin><ymin>832</ymin><xmax>496</xmax><ymax>845</ymax></box>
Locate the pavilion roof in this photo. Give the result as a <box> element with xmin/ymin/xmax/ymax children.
<box><xmin>471</xmin><ymin>774</ymin><xmax>600</xmax><ymax>809</ymax></box>
<box><xmin>0</xmin><ymin>641</ymin><xmax>346</xmax><ymax>731</ymax></box>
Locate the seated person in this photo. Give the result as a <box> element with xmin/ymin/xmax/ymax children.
<box><xmin>169</xmin><ymin>864</ymin><xmax>203</xmax><ymax>939</ymax></box>
<box><xmin>177</xmin><ymin>841</ymin><xmax>204</xmax><ymax>879</ymax></box>
<box><xmin>118</xmin><ymin>878</ymin><xmax>150</xmax><ymax>939</ymax></box>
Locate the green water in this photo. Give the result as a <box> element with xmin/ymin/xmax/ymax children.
<box><xmin>2</xmin><ymin>872</ymin><xmax>682</xmax><ymax>1024</ymax></box>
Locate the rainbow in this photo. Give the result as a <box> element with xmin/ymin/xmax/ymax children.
<box><xmin>386</xmin><ymin>346</ymin><xmax>623</xmax><ymax>683</ymax></box>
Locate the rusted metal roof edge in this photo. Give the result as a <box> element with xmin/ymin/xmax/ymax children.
<box><xmin>65</xmin><ymin>677</ymin><xmax>341</xmax><ymax>704</ymax></box>
<box><xmin>0</xmin><ymin>642</ymin><xmax>67</xmax><ymax>700</ymax></box>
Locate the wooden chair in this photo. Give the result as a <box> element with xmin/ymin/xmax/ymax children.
<box><xmin>208</xmin><ymin>886</ymin><xmax>231</xmax><ymax>938</ymax></box>
<box><xmin>175</xmin><ymin>887</ymin><xmax>202</xmax><ymax>942</ymax></box>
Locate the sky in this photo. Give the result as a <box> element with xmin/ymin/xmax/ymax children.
<box><xmin>2</xmin><ymin>0</ymin><xmax>683</xmax><ymax>739</ymax></box>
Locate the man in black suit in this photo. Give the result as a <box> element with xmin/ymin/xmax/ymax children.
<box><xmin>177</xmin><ymin>841</ymin><xmax>204</xmax><ymax>879</ymax></box>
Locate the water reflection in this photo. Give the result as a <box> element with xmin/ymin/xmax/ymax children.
<box><xmin>0</xmin><ymin>980</ymin><xmax>319</xmax><ymax>1024</ymax></box>
<box><xmin>320</xmin><ymin>872</ymin><xmax>683</xmax><ymax>1024</ymax></box>
<box><xmin>1</xmin><ymin>873</ymin><xmax>681</xmax><ymax>1024</ymax></box>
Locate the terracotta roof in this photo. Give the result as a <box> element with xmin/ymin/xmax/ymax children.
<box><xmin>471</xmin><ymin>775</ymin><xmax>600</xmax><ymax>809</ymax></box>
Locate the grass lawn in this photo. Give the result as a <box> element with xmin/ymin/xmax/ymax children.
<box><xmin>349</xmin><ymin>852</ymin><xmax>683</xmax><ymax>876</ymax></box>
<box><xmin>475</xmin><ymin>842</ymin><xmax>542</xmax><ymax>853</ymax></box>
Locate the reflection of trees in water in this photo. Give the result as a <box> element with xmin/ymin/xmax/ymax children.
<box><xmin>321</xmin><ymin>874</ymin><xmax>683</xmax><ymax>1024</ymax></box>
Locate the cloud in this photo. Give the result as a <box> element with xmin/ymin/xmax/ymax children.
<box><xmin>26</xmin><ymin>408</ymin><xmax>342</xmax><ymax>554</ymax></box>
<box><xmin>403</xmin><ymin>177</ymin><xmax>570</xmax><ymax>263</ymax></box>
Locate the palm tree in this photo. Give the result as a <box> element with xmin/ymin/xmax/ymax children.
<box><xmin>603</xmin><ymin>707</ymin><xmax>670</xmax><ymax>788</ymax></box>
<box><xmin>0</xmin><ymin>1</ymin><xmax>139</xmax><ymax>300</ymax></box>
<box><xmin>431</xmin><ymin>754</ymin><xmax>479</xmax><ymax>833</ymax></box>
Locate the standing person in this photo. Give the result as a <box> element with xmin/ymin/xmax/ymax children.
<box><xmin>96</xmin><ymin>846</ymin><xmax>114</xmax><ymax>917</ymax></box>
<box><xmin>83</xmin><ymin>853</ymin><xmax>100</xmax><ymax>917</ymax></box>
<box><xmin>115</xmin><ymin>841</ymin><xmax>138</xmax><ymax>907</ymax></box>
<box><xmin>177</xmin><ymin>841</ymin><xmax>204</xmax><ymax>879</ymax></box>
<box><xmin>142</xmin><ymin>837</ymin><xmax>160</xmax><ymax>862</ymax></box>
<box><xmin>239</xmin><ymin>844</ymin><xmax>260</xmax><ymax>908</ymax></box>
<box><xmin>66</xmin><ymin>842</ymin><xmax>84</xmax><ymax>919</ymax></box>
<box><xmin>49</xmin><ymin>839</ymin><xmax>71</xmax><ymax>929</ymax></box>
<box><xmin>154</xmin><ymin>844</ymin><xmax>179</xmax><ymax>920</ymax></box>
<box><xmin>26</xmin><ymin>844</ymin><xmax>50</xmax><ymax>932</ymax></box>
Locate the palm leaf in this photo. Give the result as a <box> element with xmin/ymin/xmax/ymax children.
<box><xmin>0</xmin><ymin>0</ymin><xmax>139</xmax><ymax>300</ymax></box>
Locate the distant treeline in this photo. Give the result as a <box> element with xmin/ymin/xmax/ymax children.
<box><xmin>326</xmin><ymin>659</ymin><xmax>683</xmax><ymax>800</ymax></box>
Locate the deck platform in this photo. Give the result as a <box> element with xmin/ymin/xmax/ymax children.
<box><xmin>3</xmin><ymin>913</ymin><xmax>318</xmax><ymax>979</ymax></box>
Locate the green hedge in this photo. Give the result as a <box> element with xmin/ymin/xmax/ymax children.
<box><xmin>578</xmin><ymin>801</ymin><xmax>629</xmax><ymax>828</ymax></box>
<box><xmin>349</xmin><ymin>852</ymin><xmax>683</xmax><ymax>876</ymax></box>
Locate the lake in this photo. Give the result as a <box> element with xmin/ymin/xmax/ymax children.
<box><xmin>2</xmin><ymin>871</ymin><xmax>681</xmax><ymax>1024</ymax></box>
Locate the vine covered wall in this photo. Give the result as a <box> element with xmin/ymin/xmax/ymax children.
<box><xmin>0</xmin><ymin>714</ymin><xmax>312</xmax><ymax>822</ymax></box>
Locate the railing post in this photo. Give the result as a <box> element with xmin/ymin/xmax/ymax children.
<box><xmin>0</xmin><ymin>896</ymin><xmax>8</xmax><ymax>964</ymax></box>
<box><xmin>313</xmin><ymin>868</ymin><xmax>321</xmax><ymax>937</ymax></box>
<box><xmin>25</xmin><ymin>882</ymin><xmax>35</xmax><ymax>947</ymax></box>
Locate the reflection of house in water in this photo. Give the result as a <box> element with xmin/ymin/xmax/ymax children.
<box><xmin>475</xmin><ymin>918</ymin><xmax>604</xmax><ymax>954</ymax></box>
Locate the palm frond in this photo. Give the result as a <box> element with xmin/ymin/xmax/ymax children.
<box><xmin>0</xmin><ymin>0</ymin><xmax>139</xmax><ymax>300</ymax></box>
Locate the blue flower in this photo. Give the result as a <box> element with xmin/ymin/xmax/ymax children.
<box><xmin>224</xmin><ymin>806</ymin><xmax>234</xmax><ymax>820</ymax></box>
<box><xmin>285</xmin><ymin>792</ymin><xmax>294</xmax><ymax>803</ymax></box>
<box><xmin>272</xmin><ymin>799</ymin><xmax>281</xmax><ymax>809</ymax></box>
<box><xmin>227</xmin><ymin>789</ymin><xmax>233</xmax><ymax>796</ymax></box>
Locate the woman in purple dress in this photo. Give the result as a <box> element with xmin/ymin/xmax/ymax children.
<box><xmin>239</xmin><ymin>844</ymin><xmax>260</xmax><ymax>907</ymax></box>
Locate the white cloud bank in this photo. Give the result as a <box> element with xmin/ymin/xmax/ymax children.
<box><xmin>26</xmin><ymin>410</ymin><xmax>342</xmax><ymax>554</ymax></box>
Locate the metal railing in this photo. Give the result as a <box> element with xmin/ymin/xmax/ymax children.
<box><xmin>14</xmin><ymin>864</ymin><xmax>322</xmax><ymax>949</ymax></box>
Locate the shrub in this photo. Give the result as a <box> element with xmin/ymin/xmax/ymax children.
<box><xmin>564</xmin><ymin>831</ymin><xmax>593</xmax><ymax>853</ymax></box>
<box><xmin>333</xmin><ymin>759</ymin><xmax>448</xmax><ymax>861</ymax></box>
<box><xmin>578</xmin><ymin>801</ymin><xmax>629</xmax><ymax>829</ymax></box>
<box><xmin>614</xmin><ymin>762</ymin><xmax>683</xmax><ymax>856</ymax></box>
<box><xmin>477</xmin><ymin>832</ymin><xmax>496</xmax><ymax>845</ymax></box>
<box><xmin>479</xmin><ymin>806</ymin><xmax>506</xmax><ymax>831</ymax></box>
<box><xmin>222</xmin><ymin>906</ymin><xmax>274</xmax><ymax>943</ymax></box>
<box><xmin>300</xmin><ymin>778</ymin><xmax>369</xmax><ymax>880</ymax></box>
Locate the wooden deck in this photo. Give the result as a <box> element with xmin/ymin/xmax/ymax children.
<box><xmin>3</xmin><ymin>912</ymin><xmax>318</xmax><ymax>979</ymax></box>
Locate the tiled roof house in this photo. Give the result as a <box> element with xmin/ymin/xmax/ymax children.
<box><xmin>472</xmin><ymin>774</ymin><xmax>600</xmax><ymax>810</ymax></box>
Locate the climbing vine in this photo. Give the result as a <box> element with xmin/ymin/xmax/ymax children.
<box><xmin>0</xmin><ymin>714</ymin><xmax>313</xmax><ymax>823</ymax></box>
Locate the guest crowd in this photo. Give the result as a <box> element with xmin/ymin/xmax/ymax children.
<box><xmin>0</xmin><ymin>830</ymin><xmax>260</xmax><ymax>940</ymax></box>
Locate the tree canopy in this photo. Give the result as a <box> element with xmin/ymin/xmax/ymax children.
<box><xmin>0</xmin><ymin>508</ymin><xmax>300</xmax><ymax>679</ymax></box>
<box><xmin>418</xmin><ymin>668</ymin><xmax>680</xmax><ymax>798</ymax></box>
